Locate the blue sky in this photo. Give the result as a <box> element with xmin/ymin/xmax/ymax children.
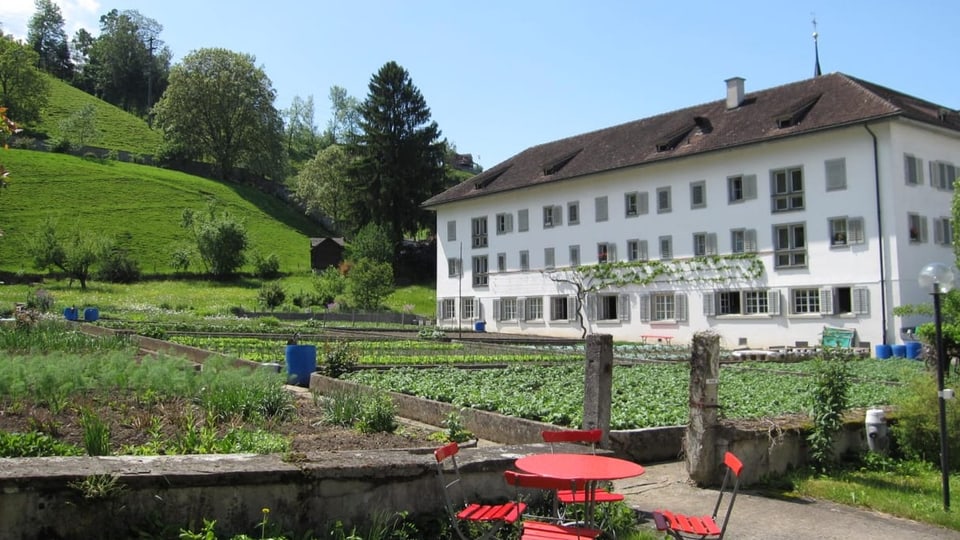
<box><xmin>3</xmin><ymin>1</ymin><xmax>959</xmax><ymax>169</ymax></box>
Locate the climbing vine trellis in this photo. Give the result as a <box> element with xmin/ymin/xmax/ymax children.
<box><xmin>542</xmin><ymin>253</ymin><xmax>766</xmax><ymax>337</ymax></box>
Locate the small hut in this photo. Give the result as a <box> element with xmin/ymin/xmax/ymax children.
<box><xmin>310</xmin><ymin>237</ymin><xmax>345</xmax><ymax>271</ymax></box>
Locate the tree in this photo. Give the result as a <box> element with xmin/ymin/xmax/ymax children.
<box><xmin>283</xmin><ymin>94</ymin><xmax>323</xmax><ymax>167</ymax></box>
<box><xmin>295</xmin><ymin>144</ymin><xmax>355</xmax><ymax>233</ymax></box>
<box><xmin>345</xmin><ymin>61</ymin><xmax>446</xmax><ymax>246</ymax></box>
<box><xmin>0</xmin><ymin>35</ymin><xmax>50</xmax><ymax>123</ymax></box>
<box><xmin>347</xmin><ymin>223</ymin><xmax>393</xmax><ymax>264</ymax></box>
<box><xmin>154</xmin><ymin>48</ymin><xmax>285</xmax><ymax>180</ymax></box>
<box><xmin>57</xmin><ymin>103</ymin><xmax>97</xmax><ymax>148</ymax></box>
<box><xmin>28</xmin><ymin>219</ymin><xmax>104</xmax><ymax>289</ymax></box>
<box><xmin>326</xmin><ymin>85</ymin><xmax>360</xmax><ymax>144</ymax></box>
<box><xmin>79</xmin><ymin>9</ymin><xmax>171</xmax><ymax>115</ymax></box>
<box><xmin>27</xmin><ymin>0</ymin><xmax>72</xmax><ymax>79</ymax></box>
<box><xmin>180</xmin><ymin>204</ymin><xmax>249</xmax><ymax>279</ymax></box>
<box><xmin>346</xmin><ymin>258</ymin><xmax>394</xmax><ymax>310</ymax></box>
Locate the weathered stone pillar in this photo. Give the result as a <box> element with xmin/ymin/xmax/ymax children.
<box><xmin>584</xmin><ymin>333</ymin><xmax>613</xmax><ymax>448</ymax></box>
<box><xmin>686</xmin><ymin>331</ymin><xmax>721</xmax><ymax>485</ymax></box>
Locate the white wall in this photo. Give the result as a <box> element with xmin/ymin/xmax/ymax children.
<box><xmin>434</xmin><ymin>119</ymin><xmax>960</xmax><ymax>349</ymax></box>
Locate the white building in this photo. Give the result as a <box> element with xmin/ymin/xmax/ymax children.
<box><xmin>423</xmin><ymin>74</ymin><xmax>960</xmax><ymax>350</ymax></box>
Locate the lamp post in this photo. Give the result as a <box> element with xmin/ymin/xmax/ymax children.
<box><xmin>919</xmin><ymin>262</ymin><xmax>955</xmax><ymax>512</ymax></box>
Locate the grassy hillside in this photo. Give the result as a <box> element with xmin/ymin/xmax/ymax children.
<box><xmin>29</xmin><ymin>75</ymin><xmax>163</xmax><ymax>156</ymax></box>
<box><xmin>0</xmin><ymin>149</ymin><xmax>328</xmax><ymax>275</ymax></box>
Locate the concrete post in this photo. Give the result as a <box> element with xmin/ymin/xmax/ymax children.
<box><xmin>686</xmin><ymin>331</ymin><xmax>721</xmax><ymax>485</ymax></box>
<box><xmin>583</xmin><ymin>333</ymin><xmax>613</xmax><ymax>448</ymax></box>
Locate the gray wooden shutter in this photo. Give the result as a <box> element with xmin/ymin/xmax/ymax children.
<box><xmin>518</xmin><ymin>209</ymin><xmax>529</xmax><ymax>231</ymax></box>
<box><xmin>436</xmin><ymin>300</ymin><xmax>442</xmax><ymax>320</ymax></box>
<box><xmin>819</xmin><ymin>287</ymin><xmax>834</xmax><ymax>315</ymax></box>
<box><xmin>447</xmin><ymin>220</ymin><xmax>457</xmax><ymax>241</ymax></box>
<box><xmin>674</xmin><ymin>293</ymin><xmax>688</xmax><ymax>322</ymax></box>
<box><xmin>743</xmin><ymin>174</ymin><xmax>757</xmax><ymax>200</ymax></box>
<box><xmin>639</xmin><ymin>192</ymin><xmax>649</xmax><ymax>214</ymax></box>
<box><xmin>618</xmin><ymin>294</ymin><xmax>630</xmax><ymax>322</ymax></box>
<box><xmin>492</xmin><ymin>299</ymin><xmax>502</xmax><ymax>321</ymax></box>
<box><xmin>554</xmin><ymin>205</ymin><xmax>563</xmax><ymax>226</ymax></box>
<box><xmin>609</xmin><ymin>243</ymin><xmax>618</xmax><ymax>262</ymax></box>
<box><xmin>825</xmin><ymin>158</ymin><xmax>846</xmax><ymax>190</ymax></box>
<box><xmin>703</xmin><ymin>292</ymin><xmax>716</xmax><ymax>316</ymax></box>
<box><xmin>768</xmin><ymin>290</ymin><xmax>781</xmax><ymax>315</ymax></box>
<box><xmin>587</xmin><ymin>294</ymin><xmax>597</xmax><ymax>321</ymax></box>
<box><xmin>639</xmin><ymin>240</ymin><xmax>649</xmax><ymax>261</ymax></box>
<box><xmin>517</xmin><ymin>298</ymin><xmax>526</xmax><ymax>321</ymax></box>
<box><xmin>706</xmin><ymin>233</ymin><xmax>718</xmax><ymax>255</ymax></box>
<box><xmin>849</xmin><ymin>217</ymin><xmax>865</xmax><ymax>244</ymax></box>
<box><xmin>745</xmin><ymin>229</ymin><xmax>757</xmax><ymax>252</ymax></box>
<box><xmin>852</xmin><ymin>288</ymin><xmax>870</xmax><ymax>315</ymax></box>
<box><xmin>639</xmin><ymin>294</ymin><xmax>651</xmax><ymax>322</ymax></box>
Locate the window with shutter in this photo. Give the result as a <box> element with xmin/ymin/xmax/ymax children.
<box><xmin>518</xmin><ymin>209</ymin><xmax>529</xmax><ymax>232</ymax></box>
<box><xmin>492</xmin><ymin>299</ymin><xmax>501</xmax><ymax>321</ymax></box>
<box><xmin>768</xmin><ymin>290</ymin><xmax>781</xmax><ymax>315</ymax></box>
<box><xmin>639</xmin><ymin>192</ymin><xmax>649</xmax><ymax>214</ymax></box>
<box><xmin>618</xmin><ymin>294</ymin><xmax>630</xmax><ymax>322</ymax></box>
<box><xmin>674</xmin><ymin>293</ymin><xmax>688</xmax><ymax>322</ymax></box>
<box><xmin>639</xmin><ymin>294</ymin><xmax>651</xmax><ymax>322</ymax></box>
<box><xmin>745</xmin><ymin>229</ymin><xmax>757</xmax><ymax>252</ymax></box>
<box><xmin>904</xmin><ymin>154</ymin><xmax>923</xmax><ymax>185</ymax></box>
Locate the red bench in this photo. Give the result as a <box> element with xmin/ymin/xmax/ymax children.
<box><xmin>641</xmin><ymin>335</ymin><xmax>673</xmax><ymax>344</ymax></box>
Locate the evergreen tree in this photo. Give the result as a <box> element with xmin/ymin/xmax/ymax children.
<box><xmin>345</xmin><ymin>61</ymin><xmax>445</xmax><ymax>249</ymax></box>
<box><xmin>27</xmin><ymin>0</ymin><xmax>72</xmax><ymax>79</ymax></box>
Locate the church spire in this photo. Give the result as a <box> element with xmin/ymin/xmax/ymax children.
<box><xmin>812</xmin><ymin>16</ymin><xmax>822</xmax><ymax>77</ymax></box>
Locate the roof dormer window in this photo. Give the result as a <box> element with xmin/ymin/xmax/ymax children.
<box><xmin>774</xmin><ymin>94</ymin><xmax>821</xmax><ymax>129</ymax></box>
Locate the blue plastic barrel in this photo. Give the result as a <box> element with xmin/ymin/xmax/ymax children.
<box><xmin>474</xmin><ymin>321</ymin><xmax>486</xmax><ymax>332</ymax></box>
<box><xmin>875</xmin><ymin>344</ymin><xmax>892</xmax><ymax>359</ymax></box>
<box><xmin>83</xmin><ymin>307</ymin><xmax>99</xmax><ymax>322</ymax></box>
<box><xmin>905</xmin><ymin>341</ymin><xmax>923</xmax><ymax>360</ymax></box>
<box><xmin>63</xmin><ymin>307</ymin><xmax>78</xmax><ymax>321</ymax></box>
<box><xmin>891</xmin><ymin>344</ymin><xmax>907</xmax><ymax>358</ymax></box>
<box><xmin>285</xmin><ymin>344</ymin><xmax>317</xmax><ymax>387</ymax></box>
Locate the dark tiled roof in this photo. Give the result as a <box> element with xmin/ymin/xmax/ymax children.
<box><xmin>423</xmin><ymin>73</ymin><xmax>960</xmax><ymax>208</ymax></box>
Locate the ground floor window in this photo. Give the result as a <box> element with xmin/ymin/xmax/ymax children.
<box><xmin>704</xmin><ymin>290</ymin><xmax>778</xmax><ymax>316</ymax></box>
<box><xmin>791</xmin><ymin>288</ymin><xmax>820</xmax><ymax>314</ymax></box>
<box><xmin>461</xmin><ymin>297</ymin><xmax>478</xmax><ymax>320</ymax></box>
<box><xmin>640</xmin><ymin>293</ymin><xmax>688</xmax><ymax>322</ymax></box>
<box><xmin>524</xmin><ymin>297</ymin><xmax>543</xmax><ymax>321</ymax></box>
<box><xmin>494</xmin><ymin>297</ymin><xmax>518</xmax><ymax>321</ymax></box>
<box><xmin>591</xmin><ymin>294</ymin><xmax>630</xmax><ymax>322</ymax></box>
<box><xmin>550</xmin><ymin>296</ymin><xmax>574</xmax><ymax>321</ymax></box>
<box><xmin>439</xmin><ymin>298</ymin><xmax>456</xmax><ymax>320</ymax></box>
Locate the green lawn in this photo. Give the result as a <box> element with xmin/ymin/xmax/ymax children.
<box><xmin>29</xmin><ymin>74</ymin><xmax>163</xmax><ymax>156</ymax></box>
<box><xmin>0</xmin><ymin>150</ymin><xmax>328</xmax><ymax>275</ymax></box>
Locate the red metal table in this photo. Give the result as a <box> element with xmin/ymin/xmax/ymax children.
<box><xmin>514</xmin><ymin>453</ymin><xmax>645</xmax><ymax>528</ymax></box>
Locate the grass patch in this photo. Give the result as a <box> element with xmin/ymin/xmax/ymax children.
<box><xmin>789</xmin><ymin>459</ymin><xmax>960</xmax><ymax>531</ymax></box>
<box><xmin>30</xmin><ymin>74</ymin><xmax>163</xmax><ymax>155</ymax></box>
<box><xmin>0</xmin><ymin>149</ymin><xmax>327</xmax><ymax>275</ymax></box>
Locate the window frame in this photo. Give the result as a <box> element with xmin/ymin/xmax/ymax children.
<box><xmin>659</xmin><ymin>235</ymin><xmax>673</xmax><ymax>260</ymax></box>
<box><xmin>523</xmin><ymin>296</ymin><xmax>543</xmax><ymax>321</ymax></box>
<box><xmin>904</xmin><ymin>154</ymin><xmax>924</xmax><ymax>186</ymax></box>
<box><xmin>770</xmin><ymin>166</ymin><xmax>805</xmax><ymax>213</ymax></box>
<box><xmin>495</xmin><ymin>212</ymin><xmax>513</xmax><ymax>235</ymax></box>
<box><xmin>471</xmin><ymin>216</ymin><xmax>488</xmax><ymax>248</ymax></box>
<box><xmin>773</xmin><ymin>223</ymin><xmax>807</xmax><ymax>269</ymax></box>
<box><xmin>471</xmin><ymin>255</ymin><xmax>488</xmax><ymax>287</ymax></box>
<box><xmin>569</xmin><ymin>245</ymin><xmax>580</xmax><ymax>267</ymax></box>
<box><xmin>595</xmin><ymin>196</ymin><xmax>609</xmax><ymax>222</ymax></box>
<box><xmin>447</xmin><ymin>257</ymin><xmax>461</xmax><ymax>278</ymax></box>
<box><xmin>519</xmin><ymin>250</ymin><xmax>529</xmax><ymax>271</ymax></box>
<box><xmin>446</xmin><ymin>220</ymin><xmax>457</xmax><ymax>242</ymax></box>
<box><xmin>908</xmin><ymin>213</ymin><xmax>929</xmax><ymax>243</ymax></box>
<box><xmin>656</xmin><ymin>187</ymin><xmax>672</xmax><ymax>214</ymax></box>
<box><xmin>790</xmin><ymin>287</ymin><xmax>821</xmax><ymax>315</ymax></box>
<box><xmin>690</xmin><ymin>180</ymin><xmax>707</xmax><ymax>209</ymax></box>
<box><xmin>567</xmin><ymin>201</ymin><xmax>580</xmax><ymax>225</ymax></box>
<box><xmin>544</xmin><ymin>247</ymin><xmax>555</xmax><ymax>269</ymax></box>
<box><xmin>825</xmin><ymin>158</ymin><xmax>847</xmax><ymax>191</ymax></box>
<box><xmin>727</xmin><ymin>174</ymin><xmax>757</xmax><ymax>203</ymax></box>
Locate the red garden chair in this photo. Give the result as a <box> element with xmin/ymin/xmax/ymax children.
<box><xmin>653</xmin><ymin>452</ymin><xmax>744</xmax><ymax>540</ymax></box>
<box><xmin>504</xmin><ymin>470</ymin><xmax>602</xmax><ymax>539</ymax></box>
<box><xmin>434</xmin><ymin>441</ymin><xmax>524</xmax><ymax>540</ymax></box>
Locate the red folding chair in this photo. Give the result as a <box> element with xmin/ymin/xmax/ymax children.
<box><xmin>653</xmin><ymin>452</ymin><xmax>744</xmax><ymax>540</ymax></box>
<box><xmin>541</xmin><ymin>430</ymin><xmax>626</xmax><ymax>515</ymax></box>
<box><xmin>434</xmin><ymin>442</ymin><xmax>524</xmax><ymax>540</ymax></box>
<box><xmin>504</xmin><ymin>470</ymin><xmax>602</xmax><ymax>540</ymax></box>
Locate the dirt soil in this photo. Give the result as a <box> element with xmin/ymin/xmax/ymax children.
<box><xmin>0</xmin><ymin>387</ymin><xmax>441</xmax><ymax>455</ymax></box>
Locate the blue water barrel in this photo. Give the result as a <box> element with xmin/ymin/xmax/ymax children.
<box><xmin>63</xmin><ymin>307</ymin><xmax>78</xmax><ymax>321</ymax></box>
<box><xmin>474</xmin><ymin>320</ymin><xmax>486</xmax><ymax>332</ymax></box>
<box><xmin>905</xmin><ymin>341</ymin><xmax>923</xmax><ymax>360</ymax></box>
<box><xmin>285</xmin><ymin>344</ymin><xmax>317</xmax><ymax>387</ymax></box>
<box><xmin>83</xmin><ymin>307</ymin><xmax>99</xmax><ymax>322</ymax></box>
<box><xmin>891</xmin><ymin>344</ymin><xmax>907</xmax><ymax>358</ymax></box>
<box><xmin>875</xmin><ymin>344</ymin><xmax>892</xmax><ymax>359</ymax></box>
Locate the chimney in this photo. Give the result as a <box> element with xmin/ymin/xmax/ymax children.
<box><xmin>725</xmin><ymin>77</ymin><xmax>745</xmax><ymax>109</ymax></box>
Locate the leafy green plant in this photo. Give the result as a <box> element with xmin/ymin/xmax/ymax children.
<box><xmin>80</xmin><ymin>408</ymin><xmax>112</xmax><ymax>456</ymax></box>
<box><xmin>321</xmin><ymin>388</ymin><xmax>365</xmax><ymax>427</ymax></box>
<box><xmin>252</xmin><ymin>252</ymin><xmax>281</xmax><ymax>279</ymax></box>
<box><xmin>356</xmin><ymin>391</ymin><xmax>398</xmax><ymax>434</ymax></box>
<box><xmin>258</xmin><ymin>281</ymin><xmax>286</xmax><ymax>311</ymax></box>
<box><xmin>890</xmin><ymin>370</ymin><xmax>960</xmax><ymax>470</ymax></box>
<box><xmin>429</xmin><ymin>409</ymin><xmax>473</xmax><ymax>443</ymax></box>
<box><xmin>313</xmin><ymin>266</ymin><xmax>347</xmax><ymax>306</ymax></box>
<box><xmin>806</xmin><ymin>349</ymin><xmax>853</xmax><ymax>471</ymax></box>
<box><xmin>0</xmin><ymin>431</ymin><xmax>82</xmax><ymax>457</ymax></box>
<box><xmin>68</xmin><ymin>474</ymin><xmax>126</xmax><ymax>500</ymax></box>
<box><xmin>321</xmin><ymin>341</ymin><xmax>358</xmax><ymax>378</ymax></box>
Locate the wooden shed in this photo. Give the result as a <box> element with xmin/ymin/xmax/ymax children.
<box><xmin>310</xmin><ymin>237</ymin><xmax>345</xmax><ymax>271</ymax></box>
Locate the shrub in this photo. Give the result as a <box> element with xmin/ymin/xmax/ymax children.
<box><xmin>346</xmin><ymin>223</ymin><xmax>394</xmax><ymax>264</ymax></box>
<box><xmin>257</xmin><ymin>281</ymin><xmax>286</xmax><ymax>311</ymax></box>
<box><xmin>25</xmin><ymin>288</ymin><xmax>55</xmax><ymax>312</ymax></box>
<box><xmin>97</xmin><ymin>248</ymin><xmax>141</xmax><ymax>283</ymax></box>
<box><xmin>806</xmin><ymin>349</ymin><xmax>852</xmax><ymax>471</ymax></box>
<box><xmin>252</xmin><ymin>252</ymin><xmax>281</xmax><ymax>279</ymax></box>
<box><xmin>890</xmin><ymin>370</ymin><xmax>960</xmax><ymax>470</ymax></box>
<box><xmin>356</xmin><ymin>391</ymin><xmax>398</xmax><ymax>434</ymax></box>
<box><xmin>321</xmin><ymin>341</ymin><xmax>358</xmax><ymax>378</ymax></box>
<box><xmin>170</xmin><ymin>246</ymin><xmax>192</xmax><ymax>273</ymax></box>
<box><xmin>346</xmin><ymin>258</ymin><xmax>394</xmax><ymax>310</ymax></box>
<box><xmin>314</xmin><ymin>266</ymin><xmax>346</xmax><ymax>305</ymax></box>
<box><xmin>291</xmin><ymin>289</ymin><xmax>320</xmax><ymax>308</ymax></box>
